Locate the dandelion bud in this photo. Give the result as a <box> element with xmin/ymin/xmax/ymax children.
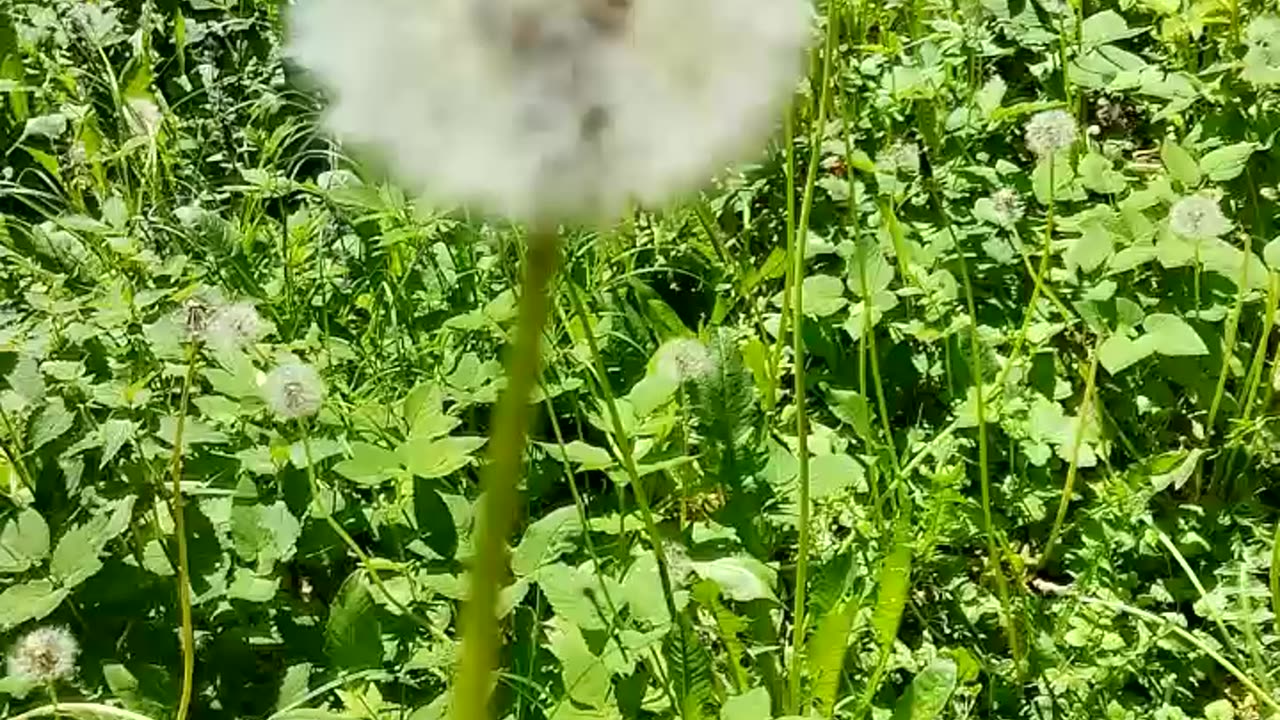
<box><xmin>287</xmin><ymin>0</ymin><xmax>812</xmax><ymax>222</ymax></box>
<box><xmin>262</xmin><ymin>362</ymin><xmax>326</xmax><ymax>419</ymax></box>
<box><xmin>7</xmin><ymin>626</ymin><xmax>78</xmax><ymax>684</ymax></box>
<box><xmin>1024</xmin><ymin>109</ymin><xmax>1078</xmax><ymax>158</ymax></box>
<box><xmin>655</xmin><ymin>338</ymin><xmax>716</xmax><ymax>384</ymax></box>
<box><xmin>1169</xmin><ymin>195</ymin><xmax>1231</xmax><ymax>240</ymax></box>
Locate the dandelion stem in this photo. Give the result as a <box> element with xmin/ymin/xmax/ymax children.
<box><xmin>169</xmin><ymin>344</ymin><xmax>198</xmax><ymax>720</ymax></box>
<box><xmin>453</xmin><ymin>227</ymin><xmax>559</xmax><ymax>720</ymax></box>
<box><xmin>1042</xmin><ymin>336</ymin><xmax>1101</xmax><ymax>567</ymax></box>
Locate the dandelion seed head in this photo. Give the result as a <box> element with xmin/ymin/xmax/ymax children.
<box><xmin>989</xmin><ymin>188</ymin><xmax>1024</xmax><ymax>226</ymax></box>
<box><xmin>655</xmin><ymin>338</ymin><xmax>716</xmax><ymax>383</ymax></box>
<box><xmin>1024</xmin><ymin>109</ymin><xmax>1078</xmax><ymax>158</ymax></box>
<box><xmin>262</xmin><ymin>362</ymin><xmax>326</xmax><ymax>419</ymax></box>
<box><xmin>175</xmin><ymin>292</ymin><xmax>223</xmax><ymax>343</ymax></box>
<box><xmin>7</xmin><ymin>626</ymin><xmax>78</xmax><ymax>684</ymax></box>
<box><xmin>288</xmin><ymin>0</ymin><xmax>812</xmax><ymax>222</ymax></box>
<box><xmin>207</xmin><ymin>302</ymin><xmax>266</xmax><ymax>350</ymax></box>
<box><xmin>1169</xmin><ymin>195</ymin><xmax>1231</xmax><ymax>239</ymax></box>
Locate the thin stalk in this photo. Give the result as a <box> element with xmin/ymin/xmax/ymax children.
<box><xmin>787</xmin><ymin>11</ymin><xmax>838</xmax><ymax>714</ymax></box>
<box><xmin>0</xmin><ymin>405</ymin><xmax>35</xmax><ymax>493</ymax></box>
<box><xmin>1041</xmin><ymin>336</ymin><xmax>1101</xmax><ymax>567</ymax></box>
<box><xmin>1206</xmin><ymin>232</ymin><xmax>1254</xmax><ymax>432</ymax></box>
<box><xmin>10</xmin><ymin>704</ymin><xmax>159</xmax><ymax>720</ymax></box>
<box><xmin>453</xmin><ymin>227</ymin><xmax>560</xmax><ymax>720</ymax></box>
<box><xmin>768</xmin><ymin>112</ymin><xmax>799</xmax><ymax>413</ymax></box>
<box><xmin>169</xmin><ymin>345</ymin><xmax>198</xmax><ymax>720</ymax></box>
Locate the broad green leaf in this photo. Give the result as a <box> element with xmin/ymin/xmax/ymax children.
<box><xmin>1264</xmin><ymin>238</ymin><xmax>1280</xmax><ymax>271</ymax></box>
<box><xmin>1098</xmin><ymin>334</ymin><xmax>1157</xmax><ymax>374</ymax></box>
<box><xmin>401</xmin><ymin>435</ymin><xmax>486</xmax><ymax>479</ymax></box>
<box><xmin>808</xmin><ymin>453</ymin><xmax>866</xmax><ymax>500</ymax></box>
<box><xmin>802</xmin><ymin>275</ymin><xmax>848</xmax><ymax>318</ymax></box>
<box><xmin>99</xmin><ymin>418</ymin><xmax>135</xmax><ymax>467</ymax></box>
<box><xmin>1161</xmin><ymin>141</ymin><xmax>1201</xmax><ymax>188</ymax></box>
<box><xmin>325</xmin><ymin>575</ymin><xmax>383</xmax><ymax>670</ymax></box>
<box><xmin>721</xmin><ymin>687</ymin><xmax>771</xmax><ymax>720</ymax></box>
<box><xmin>1144</xmin><ymin>313</ymin><xmax>1208</xmax><ymax>356</ymax></box>
<box><xmin>846</xmin><ymin>238</ymin><xmax>895</xmax><ymax>297</ymax></box>
<box><xmin>537</xmin><ymin>440</ymin><xmax>614</xmax><ymax>470</ymax></box>
<box><xmin>871</xmin><ymin>530</ymin><xmax>913</xmax><ymax>648</ymax></box>
<box><xmin>892</xmin><ymin>659</ymin><xmax>958</xmax><ymax>720</ymax></box>
<box><xmin>157</xmin><ymin>415</ymin><xmax>228</xmax><ymax>446</ymax></box>
<box><xmin>512</xmin><ymin>506</ymin><xmax>581</xmax><ymax>577</ymax></box>
<box><xmin>808</xmin><ymin>599</ymin><xmax>858</xmax><ymax>717</ymax></box>
<box><xmin>0</xmin><ymin>579</ymin><xmax>68</xmax><ymax>630</ymax></box>
<box><xmin>690</xmin><ymin>556</ymin><xmax>777</xmax><ymax>603</ymax></box>
<box><xmin>50</xmin><ymin>496</ymin><xmax>135</xmax><ymax>587</ymax></box>
<box><xmin>227</xmin><ymin>568</ymin><xmax>279</xmax><ymax>602</ymax></box>
<box><xmin>622</xmin><ymin>551</ymin><xmax>673</xmax><ymax>627</ymax></box>
<box><xmin>22</xmin><ymin>113</ymin><xmax>67</xmax><ymax>140</ymax></box>
<box><xmin>1198</xmin><ymin>143</ymin><xmax>1257</xmax><ymax>182</ymax></box>
<box><xmin>536</xmin><ymin>563</ymin><xmax>615</xmax><ymax>630</ymax></box>
<box><xmin>0</xmin><ymin>508</ymin><xmax>50</xmax><ymax>573</ymax></box>
<box><xmin>1081</xmin><ymin>10</ymin><xmax>1142</xmax><ymax>48</ymax></box>
<box><xmin>30</xmin><ymin>397</ymin><xmax>73</xmax><ymax>450</ymax></box>
<box><xmin>1078</xmin><ymin>153</ymin><xmax>1126</xmax><ymax>194</ymax></box>
<box><xmin>547</xmin><ymin>617</ymin><xmax>612</xmax><ymax>708</ymax></box>
<box><xmin>277</xmin><ymin>664</ymin><xmax>312</xmax><ymax>712</ymax></box>
<box><xmin>334</xmin><ymin>442</ymin><xmax>402</xmax><ymax>486</ymax></box>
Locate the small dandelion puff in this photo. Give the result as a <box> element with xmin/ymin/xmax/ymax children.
<box><xmin>655</xmin><ymin>338</ymin><xmax>716</xmax><ymax>383</ymax></box>
<box><xmin>175</xmin><ymin>294</ymin><xmax>222</xmax><ymax>343</ymax></box>
<box><xmin>207</xmin><ymin>302</ymin><xmax>266</xmax><ymax>350</ymax></box>
<box><xmin>1024</xmin><ymin>109</ymin><xmax>1078</xmax><ymax>158</ymax></box>
<box><xmin>1169</xmin><ymin>195</ymin><xmax>1231</xmax><ymax>239</ymax></box>
<box><xmin>262</xmin><ymin>363</ymin><xmax>326</xmax><ymax>419</ymax></box>
<box><xmin>990</xmin><ymin>188</ymin><xmax>1025</xmax><ymax>226</ymax></box>
<box><xmin>287</xmin><ymin>0</ymin><xmax>813</xmax><ymax>222</ymax></box>
<box><xmin>7</xmin><ymin>626</ymin><xmax>79</xmax><ymax>684</ymax></box>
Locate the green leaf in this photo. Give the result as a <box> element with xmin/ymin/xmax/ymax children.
<box><xmin>30</xmin><ymin>397</ymin><xmax>74</xmax><ymax>451</ymax></box>
<box><xmin>808</xmin><ymin>453</ymin><xmax>866</xmax><ymax>500</ymax></box>
<box><xmin>846</xmin><ymin>239</ymin><xmax>895</xmax><ymax>297</ymax></box>
<box><xmin>871</xmin><ymin>529</ymin><xmax>913</xmax><ymax>648</ymax></box>
<box><xmin>277</xmin><ymin>664</ymin><xmax>312</xmax><ymax>712</ymax></box>
<box><xmin>802</xmin><ymin>275</ymin><xmax>848</xmax><ymax>318</ymax></box>
<box><xmin>1264</xmin><ymin>238</ymin><xmax>1280</xmax><ymax>272</ymax></box>
<box><xmin>99</xmin><ymin>418</ymin><xmax>135</xmax><ymax>467</ymax></box>
<box><xmin>1098</xmin><ymin>334</ymin><xmax>1158</xmax><ymax>375</ymax></box>
<box><xmin>690</xmin><ymin>556</ymin><xmax>777</xmax><ymax>603</ymax></box>
<box><xmin>512</xmin><ymin>506</ymin><xmax>581</xmax><ymax>577</ymax></box>
<box><xmin>1198</xmin><ymin>143</ymin><xmax>1257</xmax><ymax>182</ymax></box>
<box><xmin>0</xmin><ymin>508</ymin><xmax>50</xmax><ymax>573</ymax></box>
<box><xmin>1149</xmin><ymin>449</ymin><xmax>1205</xmax><ymax>492</ymax></box>
<box><xmin>1161</xmin><ymin>141</ymin><xmax>1201</xmax><ymax>188</ymax></box>
<box><xmin>665</xmin><ymin>613</ymin><xmax>715</xmax><ymax>719</ymax></box>
<box><xmin>537</xmin><ymin>440</ymin><xmax>614</xmax><ymax>471</ymax></box>
<box><xmin>157</xmin><ymin>415</ymin><xmax>228</xmax><ymax>446</ymax></box>
<box><xmin>808</xmin><ymin>600</ymin><xmax>858</xmax><ymax>717</ymax></box>
<box><xmin>325</xmin><ymin>575</ymin><xmax>383</xmax><ymax>670</ymax></box>
<box><xmin>50</xmin><ymin>497</ymin><xmax>136</xmax><ymax>587</ymax></box>
<box><xmin>721</xmin><ymin>687</ymin><xmax>771</xmax><ymax>720</ymax></box>
<box><xmin>0</xmin><ymin>579</ymin><xmax>68</xmax><ymax>630</ymax></box>
<box><xmin>1078</xmin><ymin>153</ymin><xmax>1127</xmax><ymax>194</ymax></box>
<box><xmin>334</xmin><ymin>442</ymin><xmax>402</xmax><ymax>486</ymax></box>
<box><xmin>546</xmin><ymin>616</ymin><xmax>612</xmax><ymax>708</ymax></box>
<box><xmin>227</xmin><ymin>568</ymin><xmax>279</xmax><ymax>602</ymax></box>
<box><xmin>1081</xmin><ymin>10</ymin><xmax>1142</xmax><ymax>48</ymax></box>
<box><xmin>892</xmin><ymin>659</ymin><xmax>958</xmax><ymax>720</ymax></box>
<box><xmin>400</xmin><ymin>435</ymin><xmax>486</xmax><ymax>479</ymax></box>
<box><xmin>412</xmin><ymin>479</ymin><xmax>458</xmax><ymax>559</ymax></box>
<box><xmin>622</xmin><ymin>551</ymin><xmax>672</xmax><ymax>627</ymax></box>
<box><xmin>1144</xmin><ymin>313</ymin><xmax>1209</xmax><ymax>356</ymax></box>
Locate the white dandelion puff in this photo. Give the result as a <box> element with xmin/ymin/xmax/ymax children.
<box><xmin>1024</xmin><ymin>109</ymin><xmax>1078</xmax><ymax>158</ymax></box>
<box><xmin>287</xmin><ymin>0</ymin><xmax>812</xmax><ymax>222</ymax></box>
<box><xmin>7</xmin><ymin>626</ymin><xmax>79</xmax><ymax>684</ymax></box>
<box><xmin>655</xmin><ymin>338</ymin><xmax>716</xmax><ymax>383</ymax></box>
<box><xmin>1169</xmin><ymin>195</ymin><xmax>1231</xmax><ymax>239</ymax></box>
<box><xmin>207</xmin><ymin>302</ymin><xmax>266</xmax><ymax>350</ymax></box>
<box><xmin>262</xmin><ymin>362</ymin><xmax>326</xmax><ymax>419</ymax></box>
<box><xmin>990</xmin><ymin>188</ymin><xmax>1024</xmax><ymax>226</ymax></box>
<box><xmin>174</xmin><ymin>291</ymin><xmax>224</xmax><ymax>343</ymax></box>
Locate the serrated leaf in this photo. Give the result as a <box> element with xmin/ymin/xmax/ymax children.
<box><xmin>0</xmin><ymin>508</ymin><xmax>50</xmax><ymax>573</ymax></box>
<box><xmin>1144</xmin><ymin>313</ymin><xmax>1209</xmax><ymax>356</ymax></box>
<box><xmin>1161</xmin><ymin>141</ymin><xmax>1201</xmax><ymax>188</ymax></box>
<box><xmin>228</xmin><ymin>568</ymin><xmax>279</xmax><ymax>602</ymax></box>
<box><xmin>334</xmin><ymin>442</ymin><xmax>402</xmax><ymax>486</ymax></box>
<box><xmin>325</xmin><ymin>575</ymin><xmax>383</xmax><ymax>670</ymax></box>
<box><xmin>1199</xmin><ymin>143</ymin><xmax>1257</xmax><ymax>182</ymax></box>
<box><xmin>537</xmin><ymin>440</ymin><xmax>614</xmax><ymax>471</ymax></box>
<box><xmin>401</xmin><ymin>435</ymin><xmax>486</xmax><ymax>479</ymax></box>
<box><xmin>1149</xmin><ymin>449</ymin><xmax>1205</xmax><ymax>492</ymax></box>
<box><xmin>892</xmin><ymin>659</ymin><xmax>958</xmax><ymax>720</ymax></box>
<box><xmin>547</xmin><ymin>616</ymin><xmax>612</xmax><ymax>708</ymax></box>
<box><xmin>50</xmin><ymin>496</ymin><xmax>135</xmax><ymax>587</ymax></box>
<box><xmin>99</xmin><ymin>418</ymin><xmax>135</xmax><ymax>467</ymax></box>
<box><xmin>808</xmin><ymin>453</ymin><xmax>866</xmax><ymax>500</ymax></box>
<box><xmin>0</xmin><ymin>579</ymin><xmax>68</xmax><ymax>630</ymax></box>
<box><xmin>665</xmin><ymin>613</ymin><xmax>715</xmax><ymax>719</ymax></box>
<box><xmin>29</xmin><ymin>397</ymin><xmax>73</xmax><ymax>450</ymax></box>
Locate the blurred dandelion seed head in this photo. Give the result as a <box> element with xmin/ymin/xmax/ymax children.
<box><xmin>7</xmin><ymin>626</ymin><xmax>78</xmax><ymax>684</ymax></box>
<box><xmin>882</xmin><ymin>141</ymin><xmax>920</xmax><ymax>175</ymax></box>
<box><xmin>990</xmin><ymin>188</ymin><xmax>1024</xmax><ymax>226</ymax></box>
<box><xmin>655</xmin><ymin>338</ymin><xmax>716</xmax><ymax>383</ymax></box>
<box><xmin>1024</xmin><ymin>109</ymin><xmax>1077</xmax><ymax>158</ymax></box>
<box><xmin>207</xmin><ymin>302</ymin><xmax>266</xmax><ymax>350</ymax></box>
<box><xmin>263</xmin><ymin>363</ymin><xmax>326</xmax><ymax>419</ymax></box>
<box><xmin>288</xmin><ymin>0</ymin><xmax>812</xmax><ymax>222</ymax></box>
<box><xmin>1169</xmin><ymin>195</ymin><xmax>1230</xmax><ymax>239</ymax></box>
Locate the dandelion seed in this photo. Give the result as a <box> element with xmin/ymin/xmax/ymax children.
<box><xmin>1024</xmin><ymin>109</ymin><xmax>1078</xmax><ymax>158</ymax></box>
<box><xmin>7</xmin><ymin>626</ymin><xmax>78</xmax><ymax>684</ymax></box>
<box><xmin>989</xmin><ymin>188</ymin><xmax>1024</xmax><ymax>227</ymax></box>
<box><xmin>207</xmin><ymin>302</ymin><xmax>266</xmax><ymax>350</ymax></box>
<box><xmin>262</xmin><ymin>362</ymin><xmax>326</xmax><ymax>419</ymax></box>
<box><xmin>1169</xmin><ymin>195</ymin><xmax>1231</xmax><ymax>239</ymax></box>
<box><xmin>655</xmin><ymin>338</ymin><xmax>716</xmax><ymax>383</ymax></box>
<box><xmin>287</xmin><ymin>0</ymin><xmax>812</xmax><ymax>222</ymax></box>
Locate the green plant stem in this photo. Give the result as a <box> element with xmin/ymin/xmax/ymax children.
<box><xmin>1041</xmin><ymin>336</ymin><xmax>1101</xmax><ymax>567</ymax></box>
<box><xmin>10</xmin><ymin>704</ymin><xmax>159</xmax><ymax>720</ymax></box>
<box><xmin>0</xmin><ymin>404</ymin><xmax>35</xmax><ymax>493</ymax></box>
<box><xmin>169</xmin><ymin>345</ymin><xmax>198</xmax><ymax>720</ymax></box>
<box><xmin>1206</xmin><ymin>231</ymin><xmax>1254</xmax><ymax>433</ymax></box>
<box><xmin>787</xmin><ymin>11</ymin><xmax>838</xmax><ymax>714</ymax></box>
<box><xmin>453</xmin><ymin>227</ymin><xmax>560</xmax><ymax>720</ymax></box>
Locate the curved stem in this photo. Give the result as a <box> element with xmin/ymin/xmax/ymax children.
<box><xmin>1041</xmin><ymin>336</ymin><xmax>1101</xmax><ymax>567</ymax></box>
<box><xmin>169</xmin><ymin>345</ymin><xmax>198</xmax><ymax>720</ymax></box>
<box><xmin>10</xmin><ymin>703</ymin><xmax>159</xmax><ymax>720</ymax></box>
<box><xmin>453</xmin><ymin>227</ymin><xmax>559</xmax><ymax>720</ymax></box>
